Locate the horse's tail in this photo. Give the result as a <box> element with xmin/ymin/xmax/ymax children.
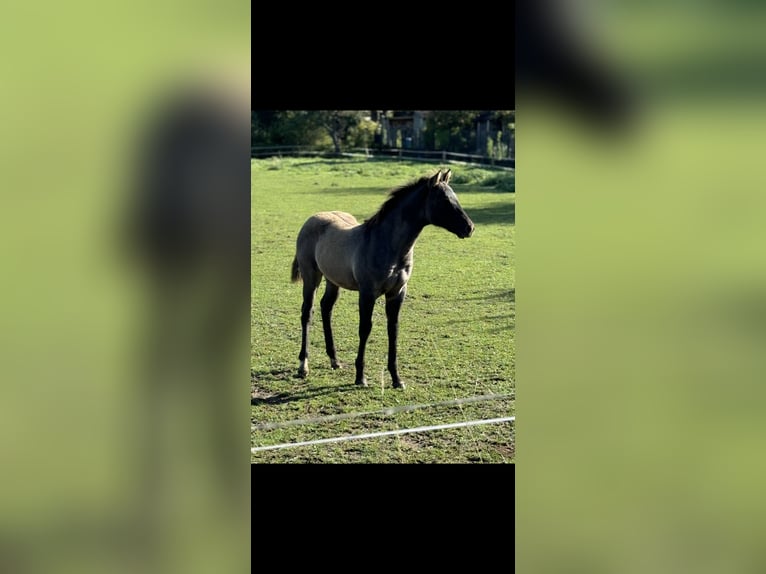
<box><xmin>290</xmin><ymin>256</ymin><xmax>301</xmax><ymax>283</ymax></box>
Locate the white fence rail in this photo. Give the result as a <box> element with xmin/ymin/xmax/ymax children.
<box><xmin>252</xmin><ymin>392</ymin><xmax>513</xmax><ymax>431</ymax></box>
<box><xmin>251</xmin><ymin>392</ymin><xmax>515</xmax><ymax>455</ymax></box>
<box><xmin>251</xmin><ymin>416</ymin><xmax>515</xmax><ymax>453</ymax></box>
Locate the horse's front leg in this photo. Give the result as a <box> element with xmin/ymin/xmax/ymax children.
<box><xmin>354</xmin><ymin>291</ymin><xmax>376</xmax><ymax>387</ymax></box>
<box><xmin>385</xmin><ymin>287</ymin><xmax>406</xmax><ymax>389</ymax></box>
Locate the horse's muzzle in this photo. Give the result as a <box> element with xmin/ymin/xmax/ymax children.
<box><xmin>460</xmin><ymin>221</ymin><xmax>475</xmax><ymax>238</ymax></box>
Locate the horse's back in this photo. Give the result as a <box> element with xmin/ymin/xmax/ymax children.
<box><xmin>296</xmin><ymin>211</ymin><xmax>358</xmax><ymax>244</ymax></box>
<box><xmin>295</xmin><ymin>211</ymin><xmax>361</xmax><ymax>290</ymax></box>
<box><xmin>325</xmin><ymin>211</ymin><xmax>359</xmax><ymax>228</ymax></box>
<box><xmin>313</xmin><ymin>211</ymin><xmax>358</xmax><ymax>228</ymax></box>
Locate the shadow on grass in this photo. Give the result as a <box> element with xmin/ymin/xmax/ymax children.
<box><xmin>452</xmin><ymin>182</ymin><xmax>515</xmax><ymax>194</ymax></box>
<box><xmin>251</xmin><ymin>377</ymin><xmax>359</xmax><ymax>406</ymax></box>
<box><xmin>442</xmin><ymin>290</ymin><xmax>515</xmax><ymax>332</ymax></box>
<box><xmin>467</xmin><ymin>201</ymin><xmax>515</xmax><ymax>225</ymax></box>
<box><xmin>484</xmin><ymin>314</ymin><xmax>516</xmax><ymax>322</ymax></box>
<box><xmin>443</xmin><ymin>313</ymin><xmax>515</xmax><ymax>332</ymax></box>
<box><xmin>251</xmin><ymin>367</ymin><xmax>298</xmax><ymax>383</ymax></box>
<box><xmin>463</xmin><ymin>288</ymin><xmax>515</xmax><ymax>302</ymax></box>
<box><xmin>280</xmin><ymin>158</ymin><xmax>371</xmax><ymax>168</ymax></box>
<box><xmin>309</xmin><ymin>186</ymin><xmax>389</xmax><ymax>197</ymax></box>
<box><xmin>485</xmin><ymin>315</ymin><xmax>516</xmax><ymax>334</ymax></box>
<box><xmin>250</xmin><ymin>367</ymin><xmax>359</xmax><ymax>405</ymax></box>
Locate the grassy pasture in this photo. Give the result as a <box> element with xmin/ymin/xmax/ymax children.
<box><xmin>251</xmin><ymin>157</ymin><xmax>515</xmax><ymax>463</ymax></box>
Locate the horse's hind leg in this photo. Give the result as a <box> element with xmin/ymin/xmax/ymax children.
<box><xmin>298</xmin><ymin>269</ymin><xmax>321</xmax><ymax>378</ymax></box>
<box><xmin>320</xmin><ymin>280</ymin><xmax>342</xmax><ymax>370</ymax></box>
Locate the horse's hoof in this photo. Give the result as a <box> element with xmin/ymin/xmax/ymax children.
<box><xmin>392</xmin><ymin>381</ymin><xmax>406</xmax><ymax>390</ymax></box>
<box><xmin>355</xmin><ymin>378</ymin><xmax>368</xmax><ymax>387</ymax></box>
<box><xmin>298</xmin><ymin>358</ymin><xmax>309</xmax><ymax>378</ymax></box>
<box><xmin>331</xmin><ymin>360</ymin><xmax>342</xmax><ymax>370</ymax></box>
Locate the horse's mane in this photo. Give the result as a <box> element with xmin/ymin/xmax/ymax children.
<box><xmin>364</xmin><ymin>176</ymin><xmax>429</xmax><ymax>228</ymax></box>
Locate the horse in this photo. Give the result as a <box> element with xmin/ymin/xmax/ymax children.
<box><xmin>290</xmin><ymin>168</ymin><xmax>474</xmax><ymax>389</ymax></box>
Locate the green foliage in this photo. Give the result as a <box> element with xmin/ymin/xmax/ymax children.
<box><xmin>482</xmin><ymin>174</ymin><xmax>515</xmax><ymax>192</ymax></box>
<box><xmin>251</xmin><ymin>110</ymin><xmax>329</xmax><ymax>147</ymax></box>
<box><xmin>487</xmin><ymin>129</ymin><xmax>512</xmax><ymax>160</ymax></box>
<box><xmin>345</xmin><ymin>118</ymin><xmax>374</xmax><ymax>148</ymax></box>
<box><xmin>343</xmin><ymin>117</ymin><xmax>379</xmax><ymax>149</ymax></box>
<box><xmin>424</xmin><ymin>110</ymin><xmax>480</xmax><ymax>152</ymax></box>
<box><xmin>448</xmin><ymin>168</ymin><xmax>514</xmax><ymax>191</ymax></box>
<box><xmin>252</xmin><ymin>111</ymin><xmax>376</xmax><ymax>152</ymax></box>
<box><xmin>312</xmin><ymin>111</ymin><xmax>364</xmax><ymax>152</ymax></box>
<box><xmin>251</xmin><ymin>110</ymin><xmax>274</xmax><ymax>144</ymax></box>
<box><xmin>253</xmin><ymin>110</ymin><xmax>516</xmax><ymax>156</ymax></box>
<box><xmin>422</xmin><ymin>110</ymin><xmax>514</xmax><ymax>155</ymax></box>
<box><xmin>494</xmin><ymin>110</ymin><xmax>515</xmax><ymax>125</ymax></box>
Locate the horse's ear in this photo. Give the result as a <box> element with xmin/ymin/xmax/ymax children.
<box><xmin>430</xmin><ymin>171</ymin><xmax>443</xmax><ymax>187</ymax></box>
<box><xmin>443</xmin><ymin>169</ymin><xmax>452</xmax><ymax>184</ymax></box>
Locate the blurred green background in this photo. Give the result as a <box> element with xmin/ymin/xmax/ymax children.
<box><xmin>0</xmin><ymin>1</ymin><xmax>249</xmax><ymax>573</ymax></box>
<box><xmin>518</xmin><ymin>1</ymin><xmax>766</xmax><ymax>572</ymax></box>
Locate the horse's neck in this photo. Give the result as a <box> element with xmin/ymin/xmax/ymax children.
<box><xmin>372</xmin><ymin>192</ymin><xmax>426</xmax><ymax>259</ymax></box>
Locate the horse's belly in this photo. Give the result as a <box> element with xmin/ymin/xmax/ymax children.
<box><xmin>319</xmin><ymin>264</ymin><xmax>359</xmax><ymax>291</ymax></box>
<box><xmin>315</xmin><ymin>232</ymin><xmax>359</xmax><ymax>291</ymax></box>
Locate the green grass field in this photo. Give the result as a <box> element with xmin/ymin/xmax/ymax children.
<box><xmin>251</xmin><ymin>156</ymin><xmax>515</xmax><ymax>463</ymax></box>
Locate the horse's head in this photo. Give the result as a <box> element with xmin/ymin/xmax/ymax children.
<box><xmin>424</xmin><ymin>169</ymin><xmax>475</xmax><ymax>239</ymax></box>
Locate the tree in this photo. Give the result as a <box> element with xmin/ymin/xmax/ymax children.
<box><xmin>346</xmin><ymin>117</ymin><xmax>378</xmax><ymax>148</ymax></box>
<box><xmin>424</xmin><ymin>111</ymin><xmax>480</xmax><ymax>153</ymax></box>
<box><xmin>251</xmin><ymin>110</ymin><xmax>271</xmax><ymax>145</ymax></box>
<box><xmin>313</xmin><ymin>111</ymin><xmax>366</xmax><ymax>154</ymax></box>
<box><xmin>251</xmin><ymin>110</ymin><xmax>328</xmax><ymax>147</ymax></box>
<box><xmin>251</xmin><ymin>110</ymin><xmax>369</xmax><ymax>152</ymax></box>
